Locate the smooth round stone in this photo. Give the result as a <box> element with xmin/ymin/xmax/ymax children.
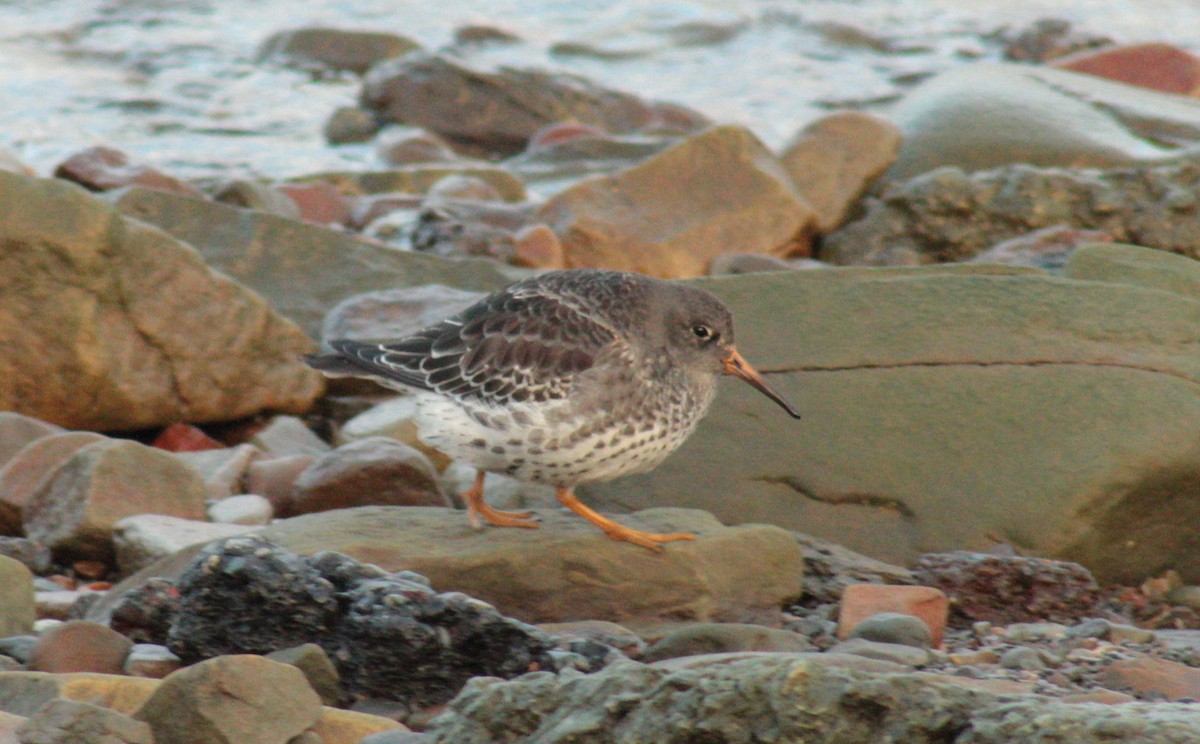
<box><xmin>827</xmin><ymin>638</ymin><xmax>932</xmax><ymax>667</ymax></box>
<box><xmin>1000</xmin><ymin>646</ymin><xmax>1047</xmax><ymax>671</ymax></box>
<box><xmin>847</xmin><ymin>612</ymin><xmax>933</xmax><ymax>649</ymax></box>
<box><xmin>1003</xmin><ymin>622</ymin><xmax>1068</xmax><ymax>643</ymax></box>
<box><xmin>207</xmin><ymin>494</ymin><xmax>273</xmax><ymax>526</ymax></box>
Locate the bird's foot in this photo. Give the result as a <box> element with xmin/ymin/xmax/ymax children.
<box><xmin>466</xmin><ymin>502</ymin><xmax>540</xmax><ymax>530</ymax></box>
<box><xmin>598</xmin><ymin>525</ymin><xmax>695</xmax><ymax>552</ymax></box>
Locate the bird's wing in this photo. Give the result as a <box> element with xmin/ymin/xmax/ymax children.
<box><xmin>320</xmin><ymin>283</ymin><xmax>621</xmax><ymax>406</ymax></box>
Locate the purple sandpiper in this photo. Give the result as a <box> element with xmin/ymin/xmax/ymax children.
<box><xmin>306</xmin><ymin>269</ymin><xmax>800</xmax><ymax>551</ymax></box>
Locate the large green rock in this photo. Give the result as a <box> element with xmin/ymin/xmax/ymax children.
<box><xmin>110</xmin><ymin>187</ymin><xmax>522</xmax><ymax>338</ymax></box>
<box><xmin>586</xmin><ymin>244</ymin><xmax>1200</xmax><ymax>584</ymax></box>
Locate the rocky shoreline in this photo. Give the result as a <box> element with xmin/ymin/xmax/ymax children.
<box><xmin>5</xmin><ymin>9</ymin><xmax>1200</xmax><ymax>743</ymax></box>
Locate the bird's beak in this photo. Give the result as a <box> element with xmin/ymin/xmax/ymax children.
<box><xmin>721</xmin><ymin>349</ymin><xmax>801</xmax><ymax>419</ymax></box>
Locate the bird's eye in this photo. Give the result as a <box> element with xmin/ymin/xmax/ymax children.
<box><xmin>692</xmin><ymin>325</ymin><xmax>713</xmax><ymax>340</ymax></box>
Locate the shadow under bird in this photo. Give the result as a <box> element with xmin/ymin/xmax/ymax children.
<box><xmin>306</xmin><ymin>269</ymin><xmax>800</xmax><ymax>551</ymax></box>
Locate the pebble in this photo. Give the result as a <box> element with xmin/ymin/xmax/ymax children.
<box><xmin>28</xmin><ymin>619</ymin><xmax>133</xmax><ymax>674</ymax></box>
<box><xmin>123</xmin><ymin>643</ymin><xmax>184</xmax><ymax>678</ymax></box>
<box><xmin>827</xmin><ymin>638</ymin><xmax>932</xmax><ymax>667</ymax></box>
<box><xmin>1000</xmin><ymin>646</ymin><xmax>1048</xmax><ymax>671</ymax></box>
<box><xmin>207</xmin><ymin>494</ymin><xmax>274</xmax><ymax>525</ymax></box>
<box><xmin>847</xmin><ymin>611</ymin><xmax>933</xmax><ymax>649</ymax></box>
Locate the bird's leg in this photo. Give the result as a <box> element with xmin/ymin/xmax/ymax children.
<box><xmin>556</xmin><ymin>488</ymin><xmax>694</xmax><ymax>551</ymax></box>
<box><xmin>462</xmin><ymin>470</ymin><xmax>539</xmax><ymax>529</ymax></box>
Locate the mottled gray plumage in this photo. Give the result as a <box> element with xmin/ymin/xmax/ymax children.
<box><xmin>306</xmin><ymin>269</ymin><xmax>799</xmax><ymax>550</ymax></box>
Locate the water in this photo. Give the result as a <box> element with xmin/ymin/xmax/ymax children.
<box><xmin>2</xmin><ymin>0</ymin><xmax>1199</xmax><ymax>181</ymax></box>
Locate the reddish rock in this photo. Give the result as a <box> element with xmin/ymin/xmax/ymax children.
<box><xmin>376</xmin><ymin>131</ymin><xmax>459</xmax><ymax>165</ymax></box>
<box><xmin>29</xmin><ymin>619</ymin><xmax>133</xmax><ymax>674</ymax></box>
<box><xmin>836</xmin><ymin>584</ymin><xmax>949</xmax><ymax>647</ymax></box>
<box><xmin>72</xmin><ymin>560</ymin><xmax>108</xmax><ymax>580</ymax></box>
<box><xmin>912</xmin><ymin>552</ymin><xmax>1100</xmax><ymax>626</ymax></box>
<box><xmin>0</xmin><ymin>412</ymin><xmax>64</xmax><ymax>468</ymax></box>
<box><xmin>245</xmin><ymin>455</ymin><xmax>313</xmax><ymax>514</ymax></box>
<box><xmin>277</xmin><ymin>181</ymin><xmax>352</xmax><ymax>226</ymax></box>
<box><xmin>1052</xmin><ymin>43</ymin><xmax>1200</xmax><ymax>96</ymax></box>
<box><xmin>288</xmin><ymin>437</ymin><xmax>449</xmax><ymax>517</ymax></box>
<box><xmin>349</xmin><ymin>193</ymin><xmax>424</xmax><ymax>230</ymax></box>
<box><xmin>529</xmin><ymin>122</ymin><xmax>607</xmax><ymax>150</ymax></box>
<box><xmin>1101</xmin><ymin>657</ymin><xmax>1200</xmax><ymax>701</ymax></box>
<box><xmin>53</xmin><ymin>146</ymin><xmax>203</xmax><ymax>197</ymax></box>
<box><xmin>0</xmin><ymin>431</ymin><xmax>107</xmax><ymax>535</ymax></box>
<box><xmin>152</xmin><ymin>423</ymin><xmax>224</xmax><ymax>453</ymax></box>
<box><xmin>512</xmin><ymin>223</ymin><xmax>566</xmax><ymax>269</ymax></box>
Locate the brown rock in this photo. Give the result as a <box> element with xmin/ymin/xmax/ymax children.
<box><xmin>779</xmin><ymin>111</ymin><xmax>902</xmax><ymax>233</ymax></box>
<box><xmin>1052</xmin><ymin>42</ymin><xmax>1200</xmax><ymax>96</ymax></box>
<box><xmin>536</xmin><ymin>125</ymin><xmax>817</xmax><ymax>278</ymax></box>
<box><xmin>0</xmin><ymin>671</ymin><xmax>159</xmax><ymax>717</ymax></box>
<box><xmin>0</xmin><ymin>171</ymin><xmax>323</xmax><ymax>430</ymax></box>
<box><xmin>310</xmin><ymin>707</ymin><xmax>406</xmax><ymax>744</ymax></box>
<box><xmin>152</xmin><ymin>424</ymin><xmax>223</xmax><ymax>453</ymax></box>
<box><xmin>1100</xmin><ymin>657</ymin><xmax>1200</xmax><ymax>701</ymax></box>
<box><xmin>265</xmin><ymin>643</ymin><xmax>341</xmax><ymax>706</ymax></box>
<box><xmin>277</xmin><ymin>181</ymin><xmax>352</xmax><ymax>226</ymax></box>
<box><xmin>0</xmin><ymin>432</ymin><xmax>107</xmax><ymax>535</ymax></box>
<box><xmin>133</xmin><ymin>655</ymin><xmax>322</xmax><ymax>744</ymax></box>
<box><xmin>836</xmin><ymin>584</ymin><xmax>948</xmax><ymax>647</ymax></box>
<box><xmin>642</xmin><ymin>623</ymin><xmax>811</xmax><ymax>662</ymax></box>
<box><xmin>171</xmin><ymin>444</ymin><xmax>263</xmax><ymax>501</ymax></box>
<box><xmin>245</xmin><ymin>455</ymin><xmax>313</xmax><ymax>514</ymax></box>
<box><xmin>911</xmin><ymin>552</ymin><xmax>1100</xmax><ymax>626</ymax></box>
<box><xmin>258</xmin><ymin>27</ymin><xmax>420</xmax><ymax>75</ymax></box>
<box><xmin>122</xmin><ymin>643</ymin><xmax>183</xmax><ymax>679</ymax></box>
<box><xmin>289</xmin><ymin>438</ymin><xmax>448</xmax><ymax>517</ymax></box>
<box><xmin>23</xmin><ymin>440</ymin><xmax>209</xmax><ymax>561</ymax></box>
<box><xmin>53</xmin><ymin>146</ymin><xmax>203</xmax><ymax>197</ymax></box>
<box><xmin>528</xmin><ymin>122</ymin><xmax>607</xmax><ymax>149</ymax></box>
<box><xmin>15</xmin><ymin>698</ymin><xmax>153</xmax><ymax>744</ymax></box>
<box><xmin>511</xmin><ymin>223</ymin><xmax>566</xmax><ymax>269</ymax></box>
<box><xmin>212</xmin><ymin>180</ymin><xmax>302</xmax><ymax>219</ymax></box>
<box><xmin>323</xmin><ymin>106</ymin><xmax>381</xmax><ymax>145</ymax></box>
<box><xmin>427</xmin><ymin>175</ymin><xmax>503</xmax><ymax>202</ymax></box>
<box><xmin>0</xmin><ymin>414</ymin><xmax>64</xmax><ymax>469</ymax></box>
<box><xmin>29</xmin><ymin>620</ymin><xmax>133</xmax><ymax>674</ymax></box>
<box><xmin>376</xmin><ymin>131</ymin><xmax>459</xmax><ymax>165</ymax></box>
<box><xmin>0</xmin><ymin>555</ymin><xmax>34</xmax><ymax>636</ymax></box>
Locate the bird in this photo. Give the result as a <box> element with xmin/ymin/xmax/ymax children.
<box><xmin>305</xmin><ymin>269</ymin><xmax>800</xmax><ymax>551</ymax></box>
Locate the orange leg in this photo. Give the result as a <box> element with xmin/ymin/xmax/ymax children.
<box><xmin>556</xmin><ymin>488</ymin><xmax>694</xmax><ymax>552</ymax></box>
<box><xmin>462</xmin><ymin>471</ymin><xmax>539</xmax><ymax>529</ymax></box>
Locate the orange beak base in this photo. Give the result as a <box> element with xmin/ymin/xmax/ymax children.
<box><xmin>721</xmin><ymin>349</ymin><xmax>801</xmax><ymax>419</ymax></box>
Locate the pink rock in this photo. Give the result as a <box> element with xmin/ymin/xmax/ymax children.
<box><xmin>528</xmin><ymin>122</ymin><xmax>607</xmax><ymax>150</ymax></box>
<box><xmin>1052</xmin><ymin>42</ymin><xmax>1200</xmax><ymax>96</ymax></box>
<box><xmin>1101</xmin><ymin>657</ymin><xmax>1200</xmax><ymax>701</ymax></box>
<box><xmin>152</xmin><ymin>423</ymin><xmax>224</xmax><ymax>453</ymax></box>
<box><xmin>53</xmin><ymin>146</ymin><xmax>204</xmax><ymax>197</ymax></box>
<box><xmin>0</xmin><ymin>431</ymin><xmax>107</xmax><ymax>535</ymax></box>
<box><xmin>276</xmin><ymin>181</ymin><xmax>352</xmax><ymax>226</ymax></box>
<box><xmin>836</xmin><ymin>584</ymin><xmax>949</xmax><ymax>647</ymax></box>
<box><xmin>29</xmin><ymin>619</ymin><xmax>133</xmax><ymax>674</ymax></box>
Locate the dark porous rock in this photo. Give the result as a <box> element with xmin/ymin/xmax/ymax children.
<box><xmin>258</xmin><ymin>27</ymin><xmax>420</xmax><ymax>75</ymax></box>
<box><xmin>824</xmin><ymin>160</ymin><xmax>1200</xmax><ymax>266</ymax></box>
<box><xmin>288</xmin><ymin>437</ymin><xmax>448</xmax><ymax>517</ymax></box>
<box><xmin>912</xmin><ymin>552</ymin><xmax>1100</xmax><ymax>626</ymax></box>
<box><xmin>361</xmin><ymin>53</ymin><xmax>706</xmax><ymax>154</ymax></box>
<box><xmin>107</xmin><ymin>578</ymin><xmax>180</xmax><ymax>645</ymax></box>
<box><xmin>16</xmin><ymin>698</ymin><xmax>153</xmax><ymax>744</ymax></box>
<box><xmin>53</xmin><ymin>145</ymin><xmax>203</xmax><ymax>198</ymax></box>
<box><xmin>0</xmin><ymin>539</ymin><xmax>51</xmax><ymax>576</ymax></box>
<box><xmin>166</xmin><ymin>536</ymin><xmax>339</xmax><ymax>661</ymax></box>
<box><xmin>427</xmin><ymin>654</ymin><xmax>1001</xmax><ymax>742</ymax></box>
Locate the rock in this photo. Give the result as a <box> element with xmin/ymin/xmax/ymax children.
<box><xmin>16</xmin><ymin>698</ymin><xmax>152</xmax><ymax>744</ymax></box>
<box><xmin>36</xmin><ymin>589</ymin><xmax>103</xmax><ymax>621</ymax></box>
<box><xmin>212</xmin><ymin>179</ymin><xmax>302</xmax><ymax>218</ymax></box>
<box><xmin>53</xmin><ymin>146</ymin><xmax>203</xmax><ymax>197</ymax></box>
<box><xmin>0</xmin><ymin>432</ymin><xmax>107</xmax><ymax>535</ymax></box>
<box><xmin>0</xmin><ymin>671</ymin><xmax>160</xmax><ymax>717</ymax></box>
<box><xmin>584</xmin><ymin>249</ymin><xmax>1200</xmax><ymax>583</ymax></box>
<box><xmin>968</xmin><ymin>225</ymin><xmax>1114</xmax><ymax>270</ymax></box>
<box><xmin>780</xmin><ymin>111</ymin><xmax>902</xmax><ymax>233</ymax></box>
<box><xmin>426</xmin><ymin>174</ymin><xmax>503</xmax><ymax>202</ymax></box>
<box><xmin>122</xmin><ymin>643</ymin><xmax>182</xmax><ymax>679</ymax></box>
<box><xmin>311</xmin><ymin>707</ymin><xmax>407</xmax><ymax>744</ymax></box>
<box><xmin>535</xmin><ymin>125</ymin><xmax>817</xmax><ymax>278</ymax></box>
<box><xmin>112</xmin><ymin>515</ymin><xmax>258</xmax><ymax>574</ymax></box>
<box><xmin>427</xmin><ymin>653</ymin><xmax>999</xmax><ymax>742</ymax></box>
<box><xmin>0</xmin><ymin>556</ymin><xmax>34</xmax><ymax>637</ymax></box>
<box><xmin>410</xmin><ymin>199</ymin><xmax>533</xmax><ymax>261</ymax></box>
<box><xmin>885</xmin><ymin>63</ymin><xmax>1200</xmax><ymax>182</ymax></box>
<box><xmin>826</xmin><ymin>637</ymin><xmax>932</xmax><ymax>667</ymax></box>
<box><xmin>133</xmin><ymin>654</ymin><xmax>322</xmax><ymax>744</ymax></box>
<box><xmin>824</xmin><ymin>160</ymin><xmax>1200</xmax><ymax>265</ymax></box>
<box><xmin>847</xmin><ymin>612</ymin><xmax>933</xmax><ymax>649</ymax></box>
<box><xmin>266</xmin><ymin>643</ymin><xmax>341</xmax><ymax>706</ymax></box>
<box><xmin>276</xmin><ymin>181</ymin><xmax>352</xmax><ymax>226</ymax></box>
<box><xmin>312</xmin><ymin>167</ymin><xmax>527</xmax><ymax>202</ymax></box>
<box><xmin>166</xmin><ymin>537</ymin><xmax>555</xmax><ymax>708</ymax></box>
<box><xmin>0</xmin><ymin>171</ymin><xmax>321</xmax><ymax>429</ymax></box>
<box><xmin>438</xmin><ymin>462</ymin><xmax>557</xmax><ymax>517</ymax></box>
<box><xmin>23</xmin><ymin>440</ymin><xmax>209</xmax><ymax>561</ymax></box>
<box><xmin>320</xmin><ymin>285</ymin><xmax>484</xmax><ymax>345</ymax></box>
<box><xmin>912</xmin><ymin>552</ymin><xmax>1099</xmax><ymax>625</ymax></box>
<box><xmin>107</xmin><ymin>578</ymin><xmax>181</xmax><ymax>645</ymax></box>
<box><xmin>242</xmin><ymin>417</ymin><xmax>327</xmax><ymax>459</ymax></box>
<box><xmin>360</xmin><ymin>53</ymin><xmax>705</xmax><ymax>154</ymax></box>
<box><xmin>28</xmin><ymin>620</ymin><xmax>132</xmax><ymax>674</ymax></box>
<box><xmin>0</xmin><ymin>539</ymin><xmax>51</xmax><ymax>576</ymax></box>
<box><xmin>1000</xmin><ymin>17</ymin><xmax>1111</xmax><ymax>63</ymax></box>
<box><xmin>170</xmin><ymin>444</ymin><xmax>261</xmax><ymax>502</ymax></box>
<box><xmin>794</xmin><ymin>532</ymin><xmax>915</xmax><ymax>606</ymax></box>
<box><xmin>0</xmin><ymin>148</ymin><xmax>34</xmax><ymax>175</ymax></box>
<box><xmin>998</xmin><ymin>646</ymin><xmax>1046</xmax><ymax>671</ymax></box>
<box><xmin>110</xmin><ymin>185</ymin><xmax>519</xmax><ymax>337</ymax></box>
<box><xmin>207</xmin><ymin>494</ymin><xmax>272</xmax><ymax>526</ymax></box>
<box><xmin>336</xmin><ymin>397</ymin><xmax>453</xmax><ymax>471</ymax></box>
<box><xmin>642</xmin><ymin>623</ymin><xmax>810</xmax><ymax>662</ymax></box>
<box><xmin>837</xmin><ymin>585</ymin><xmax>946</xmax><ymax>646</ymax></box>
<box><xmin>1051</xmin><ymin>43</ymin><xmax>1200</xmax><ymax>97</ymax></box>
<box><xmin>962</xmin><ymin>699</ymin><xmax>1200</xmax><ymax>742</ymax></box>
<box><xmin>708</xmin><ymin>252</ymin><xmax>803</xmax><ymax>275</ymax></box>
<box><xmin>536</xmin><ymin>620</ymin><xmax>645</xmax><ymax>659</ymax></box>
<box><xmin>245</xmin><ymin>456</ymin><xmax>313</xmax><ymax>514</ymax></box>
<box><xmin>288</xmin><ymin>438</ymin><xmax>447</xmax><ymax>517</ymax></box>
<box><xmin>151</xmin><ymin>424</ymin><xmax>223</xmax><ymax>453</ymax></box>
<box><xmin>1100</xmin><ymin>657</ymin><xmax>1200</xmax><ymax>701</ymax></box>
<box><xmin>0</xmin><ymin>414</ymin><xmax>63</xmax><ymax>469</ymax></box>
<box><xmin>548</xmin><ymin>6</ymin><xmax>746</xmax><ymax>60</ymax></box>
<box><xmin>324</xmin><ymin>106</ymin><xmax>381</xmax><ymax>145</ymax></box>
<box><xmin>512</xmin><ymin>224</ymin><xmax>566</xmax><ymax>270</ymax></box>
<box><xmin>258</xmin><ymin>27</ymin><xmax>420</xmax><ymax>75</ymax></box>
<box><xmin>260</xmin><ymin>506</ymin><xmax>803</xmax><ymax>629</ymax></box>
<box><xmin>376</xmin><ymin>131</ymin><xmax>459</xmax><ymax>165</ymax></box>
